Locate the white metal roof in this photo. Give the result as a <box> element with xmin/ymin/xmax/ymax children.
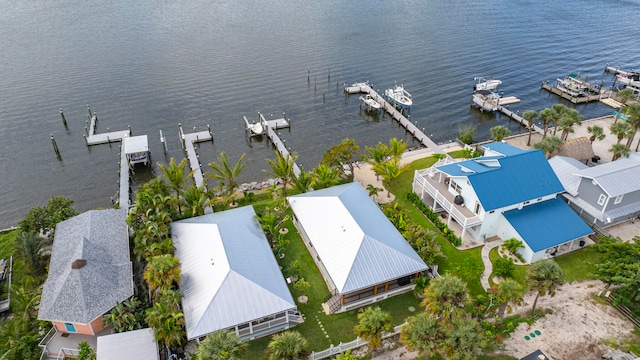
<box><xmin>287</xmin><ymin>183</ymin><xmax>428</xmax><ymax>294</ymax></box>
<box><xmin>548</xmin><ymin>156</ymin><xmax>588</xmax><ymax>196</ymax></box>
<box><xmin>171</xmin><ymin>206</ymin><xmax>296</xmax><ymax>340</ymax></box>
<box><xmin>123</xmin><ymin>135</ymin><xmax>149</xmax><ymax>154</ymax></box>
<box><xmin>574</xmin><ymin>153</ymin><xmax>640</xmax><ymax>197</ymax></box>
<box><xmin>97</xmin><ymin>328</ymin><xmax>159</xmax><ymax>360</ymax></box>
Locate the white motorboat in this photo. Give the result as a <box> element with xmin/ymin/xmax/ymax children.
<box><xmin>359</xmin><ymin>94</ymin><xmax>381</xmax><ymax>112</ymax></box>
<box><xmin>617</xmin><ymin>71</ymin><xmax>640</xmax><ymax>87</ymax></box>
<box><xmin>344</xmin><ymin>81</ymin><xmax>370</xmax><ymax>94</ymax></box>
<box><xmin>555</xmin><ymin>76</ymin><xmax>588</xmax><ymax>97</ymax></box>
<box><xmin>473</xmin><ymin>77</ymin><xmax>502</xmax><ymax>91</ymax></box>
<box><xmin>471</xmin><ymin>90</ymin><xmax>501</xmax><ymax>112</ymax></box>
<box><xmin>250</xmin><ymin>122</ymin><xmax>264</xmax><ymax>135</ymax></box>
<box><xmin>385</xmin><ymin>84</ymin><xmax>412</xmax><ymax>107</ymax></box>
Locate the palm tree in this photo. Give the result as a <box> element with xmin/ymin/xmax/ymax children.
<box><xmin>364</xmin><ymin>142</ymin><xmax>391</xmax><ymax>181</ymax></box>
<box><xmin>526</xmin><ymin>259</ymin><xmax>563</xmax><ymax>316</ymax></box>
<box><xmin>587</xmin><ymin>125</ymin><xmax>605</xmax><ymax>144</ymax></box>
<box><xmin>557</xmin><ymin>108</ymin><xmax>583</xmax><ymax>141</ymax></box>
<box><xmin>102</xmin><ymin>297</ymin><xmax>145</xmax><ymax>333</ymax></box>
<box><xmin>609</xmin><ymin>143</ymin><xmax>631</xmax><ymax>161</ymax></box>
<box><xmin>522</xmin><ymin>110</ymin><xmax>537</xmax><ymax>146</ymax></box>
<box><xmin>312</xmin><ymin>164</ymin><xmax>340</xmax><ymax>189</ymax></box>
<box><xmin>549</xmin><ymin>103</ymin><xmax>569</xmax><ymax>136</ymax></box>
<box><xmin>404</xmin><ymin>225</ymin><xmax>442</xmax><ymax>264</ymax></box>
<box><xmin>14</xmin><ymin>230</ymin><xmax>45</xmax><ymax>275</ymax></box>
<box><xmin>159</xmin><ymin>157</ymin><xmax>193</xmax><ymax>197</ymax></box>
<box><xmin>490</xmin><ymin>125</ymin><xmax>511</xmax><ymax>142</ymax></box>
<box><xmin>144</xmin><ymin>254</ymin><xmax>181</xmax><ymax>296</ymax></box>
<box><xmin>180</xmin><ymin>184</ymin><xmax>211</xmax><ymax>217</ymax></box>
<box><xmin>623</xmin><ymin>103</ymin><xmax>640</xmax><ymax>148</ymax></box>
<box><xmin>495</xmin><ymin>278</ymin><xmax>525</xmax><ymax>318</ymax></box>
<box><xmin>207</xmin><ymin>152</ymin><xmax>246</xmax><ymax>205</ymax></box>
<box><xmin>533</xmin><ymin>135</ymin><xmax>563</xmax><ymax>158</ymax></box>
<box><xmin>266</xmin><ymin>330</ymin><xmax>308</xmax><ymax>360</ymax></box>
<box><xmin>145</xmin><ymin>289</ymin><xmax>185</xmax><ymax>350</ymax></box>
<box><xmin>321</xmin><ymin>138</ymin><xmax>360</xmax><ymax>181</ymax></box>
<box><xmin>353</xmin><ymin>306</ymin><xmax>393</xmax><ymax>351</ymax></box>
<box><xmin>292</xmin><ymin>169</ymin><xmax>314</xmax><ymax>193</ymax></box>
<box><xmin>400</xmin><ymin>312</ymin><xmax>440</xmax><ymax>357</ymax></box>
<box><xmin>365</xmin><ymin>183</ymin><xmax>383</xmax><ymax>200</ymax></box>
<box><xmin>255</xmin><ymin>209</ymin><xmax>290</xmax><ymax>243</ymax></box>
<box><xmin>441</xmin><ymin>317</ymin><xmax>485</xmax><ymax>360</ymax></box>
<box><xmin>388</xmin><ymin>137</ymin><xmax>407</xmax><ymax>161</ymax></box>
<box><xmin>421</xmin><ymin>274</ymin><xmax>470</xmax><ymax>320</ymax></box>
<box><xmin>617</xmin><ymin>87</ymin><xmax>636</xmax><ymax>106</ymax></box>
<box><xmin>610</xmin><ymin>121</ymin><xmax>632</xmax><ymax>144</ymax></box>
<box><xmin>196</xmin><ymin>331</ymin><xmax>247</xmax><ymax>360</ymax></box>
<box><xmin>538</xmin><ymin>107</ymin><xmax>554</xmax><ymax>138</ymax></box>
<box><xmin>373</xmin><ymin>159</ymin><xmax>408</xmax><ymax>198</ymax></box>
<box><xmin>266</xmin><ymin>151</ymin><xmax>297</xmax><ymax>197</ymax></box>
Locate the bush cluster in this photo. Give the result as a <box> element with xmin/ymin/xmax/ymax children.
<box><xmin>406</xmin><ymin>192</ymin><xmax>462</xmax><ymax>246</ymax></box>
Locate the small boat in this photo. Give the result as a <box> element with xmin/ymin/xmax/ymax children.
<box><xmin>555</xmin><ymin>75</ymin><xmax>588</xmax><ymax>97</ymax></box>
<box><xmin>473</xmin><ymin>77</ymin><xmax>502</xmax><ymax>91</ymax></box>
<box><xmin>344</xmin><ymin>81</ymin><xmax>370</xmax><ymax>94</ymax></box>
<box><xmin>616</xmin><ymin>71</ymin><xmax>640</xmax><ymax>87</ymax></box>
<box><xmin>471</xmin><ymin>90</ymin><xmax>501</xmax><ymax>112</ymax></box>
<box><xmin>385</xmin><ymin>84</ymin><xmax>412</xmax><ymax>107</ymax></box>
<box><xmin>359</xmin><ymin>94</ymin><xmax>381</xmax><ymax>112</ymax></box>
<box><xmin>250</xmin><ymin>122</ymin><xmax>264</xmax><ymax>136</ymax></box>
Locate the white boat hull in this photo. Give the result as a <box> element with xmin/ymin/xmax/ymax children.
<box><xmin>385</xmin><ymin>85</ymin><xmax>412</xmax><ymax>107</ymax></box>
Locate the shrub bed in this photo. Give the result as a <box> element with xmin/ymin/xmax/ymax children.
<box><xmin>406</xmin><ymin>192</ymin><xmax>462</xmax><ymax>247</ymax></box>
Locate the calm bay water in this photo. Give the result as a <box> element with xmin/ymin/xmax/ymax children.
<box><xmin>1</xmin><ymin>0</ymin><xmax>639</xmax><ymax>228</ymax></box>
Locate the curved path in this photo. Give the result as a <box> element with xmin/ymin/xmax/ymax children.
<box><xmin>480</xmin><ymin>240</ymin><xmax>503</xmax><ymax>291</ymax></box>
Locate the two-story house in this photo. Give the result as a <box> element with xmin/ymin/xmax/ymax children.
<box><xmin>549</xmin><ymin>152</ymin><xmax>640</xmax><ymax>227</ymax></box>
<box><xmin>412</xmin><ymin>142</ymin><xmax>593</xmax><ymax>263</ymax></box>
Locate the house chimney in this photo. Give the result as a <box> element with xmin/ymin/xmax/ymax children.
<box><xmin>71</xmin><ymin>259</ymin><xmax>87</xmax><ymax>269</ymax></box>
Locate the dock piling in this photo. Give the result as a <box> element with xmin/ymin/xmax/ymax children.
<box><xmin>51</xmin><ymin>134</ymin><xmax>60</xmax><ymax>158</ymax></box>
<box><xmin>128</xmin><ymin>125</ymin><xmax>132</xmax><ymax>135</ymax></box>
<box><xmin>307</xmin><ymin>69</ymin><xmax>310</xmax><ymax>83</ymax></box>
<box><xmin>60</xmin><ymin>108</ymin><xmax>67</xmax><ymax>126</ymax></box>
<box><xmin>87</xmin><ymin>105</ymin><xmax>92</xmax><ymax>118</ymax></box>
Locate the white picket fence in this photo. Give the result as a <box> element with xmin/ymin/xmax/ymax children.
<box><xmin>308</xmin><ymin>323</ymin><xmax>406</xmax><ymax>360</ymax></box>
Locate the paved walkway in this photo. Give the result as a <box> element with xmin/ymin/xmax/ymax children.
<box><xmin>480</xmin><ymin>240</ymin><xmax>503</xmax><ymax>291</ymax></box>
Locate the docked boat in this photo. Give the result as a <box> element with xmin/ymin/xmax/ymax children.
<box><xmin>555</xmin><ymin>75</ymin><xmax>588</xmax><ymax>97</ymax></box>
<box><xmin>472</xmin><ymin>90</ymin><xmax>501</xmax><ymax>112</ymax></box>
<box><xmin>385</xmin><ymin>84</ymin><xmax>412</xmax><ymax>107</ymax></box>
<box><xmin>616</xmin><ymin>70</ymin><xmax>640</xmax><ymax>87</ymax></box>
<box><xmin>250</xmin><ymin>122</ymin><xmax>264</xmax><ymax>136</ymax></box>
<box><xmin>344</xmin><ymin>81</ymin><xmax>370</xmax><ymax>94</ymax></box>
<box><xmin>473</xmin><ymin>77</ymin><xmax>502</xmax><ymax>91</ymax></box>
<box><xmin>359</xmin><ymin>94</ymin><xmax>381</xmax><ymax>112</ymax></box>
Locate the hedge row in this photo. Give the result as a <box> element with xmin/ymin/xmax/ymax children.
<box><xmin>407</xmin><ymin>192</ymin><xmax>462</xmax><ymax>247</ymax></box>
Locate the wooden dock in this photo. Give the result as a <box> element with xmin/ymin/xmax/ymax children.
<box><xmin>179</xmin><ymin>124</ymin><xmax>213</xmax><ymax>189</ymax></box>
<box><xmin>497</xmin><ymin>106</ymin><xmax>544</xmax><ymax>134</ymax></box>
<box><xmin>541</xmin><ymin>82</ymin><xmax>611</xmax><ymax>104</ymax></box>
<box><xmin>84</xmin><ymin>113</ymin><xmax>131</xmax><ymax>145</ymax></box>
<box><xmin>257</xmin><ymin>112</ymin><xmax>301</xmax><ymax>177</ymax></box>
<box><xmin>351</xmin><ymin>83</ymin><xmax>447</xmax><ymax>155</ymax></box>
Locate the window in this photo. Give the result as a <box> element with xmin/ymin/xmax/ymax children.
<box><xmin>614</xmin><ymin>195</ymin><xmax>624</xmax><ymax>204</ymax></box>
<box><xmin>450</xmin><ymin>181</ymin><xmax>462</xmax><ymax>194</ymax></box>
<box><xmin>597</xmin><ymin>194</ymin><xmax>606</xmax><ymax>206</ymax></box>
<box><xmin>64</xmin><ymin>323</ymin><xmax>76</xmax><ymax>333</ymax></box>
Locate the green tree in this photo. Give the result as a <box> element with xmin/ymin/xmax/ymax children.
<box><xmin>503</xmin><ymin>238</ymin><xmax>524</xmax><ymax>257</ymax></box>
<box><xmin>321</xmin><ymin>138</ymin><xmax>360</xmax><ymax>181</ymax></box>
<box><xmin>623</xmin><ymin>103</ymin><xmax>640</xmax><ymax>148</ymax></box>
<box><xmin>77</xmin><ymin>341</ymin><xmax>96</xmax><ymax>360</ymax></box>
<box><xmin>366</xmin><ymin>183</ymin><xmax>383</xmax><ymax>199</ymax></box>
<box><xmin>458</xmin><ymin>124</ymin><xmax>477</xmax><ymax>145</ymax></box>
<box><xmin>587</xmin><ymin>125</ymin><xmax>605</xmax><ymax>144</ymax></box>
<box><xmin>102</xmin><ymin>297</ymin><xmax>145</xmax><ymax>333</ymax></box>
<box><xmin>494</xmin><ymin>278</ymin><xmax>525</xmax><ymax>318</ymax></box>
<box><xmin>266</xmin><ymin>151</ymin><xmax>297</xmax><ymax>197</ymax></box>
<box><xmin>18</xmin><ymin>196</ymin><xmax>77</xmax><ymax>239</ymax></box>
<box><xmin>266</xmin><ymin>330</ymin><xmax>308</xmax><ymax>360</ymax></box>
<box><xmin>526</xmin><ymin>259</ymin><xmax>564</xmax><ymax>316</ymax></box>
<box><xmin>556</xmin><ymin>108</ymin><xmax>583</xmax><ymax>141</ymax></box>
<box><xmin>14</xmin><ymin>230</ymin><xmax>45</xmax><ymax>275</ymax></box>
<box><xmin>403</xmin><ymin>225</ymin><xmax>442</xmax><ymax>264</ymax></box>
<box><xmin>534</xmin><ymin>135</ymin><xmax>563</xmax><ymax>158</ymax></box>
<box><xmin>159</xmin><ymin>157</ymin><xmax>193</xmax><ymax>197</ymax></box>
<box><xmin>292</xmin><ymin>169</ymin><xmax>314</xmax><ymax>193</ymax></box>
<box><xmin>441</xmin><ymin>317</ymin><xmax>485</xmax><ymax>360</ymax></box>
<box><xmin>609</xmin><ymin>143</ymin><xmax>631</xmax><ymax>161</ymax></box>
<box><xmin>421</xmin><ymin>275</ymin><xmax>470</xmax><ymax>320</ymax></box>
<box><xmin>610</xmin><ymin>121</ymin><xmax>632</xmax><ymax>144</ymax></box>
<box><xmin>180</xmin><ymin>184</ymin><xmax>211</xmax><ymax>217</ymax></box>
<box><xmin>490</xmin><ymin>125</ymin><xmax>511</xmax><ymax>142</ymax></box>
<box><xmin>617</xmin><ymin>87</ymin><xmax>636</xmax><ymax>106</ymax></box>
<box><xmin>373</xmin><ymin>159</ymin><xmax>408</xmax><ymax>198</ymax></box>
<box><xmin>522</xmin><ymin>110</ymin><xmax>537</xmax><ymax>146</ymax></box>
<box><xmin>353</xmin><ymin>306</ymin><xmax>393</xmax><ymax>351</ymax></box>
<box><xmin>538</xmin><ymin>107</ymin><xmax>555</xmax><ymax>138</ymax></box>
<box><xmin>388</xmin><ymin>137</ymin><xmax>407</xmax><ymax>161</ymax></box>
<box><xmin>207</xmin><ymin>152</ymin><xmax>246</xmax><ymax>205</ymax></box>
<box><xmin>145</xmin><ymin>289</ymin><xmax>185</xmax><ymax>350</ymax></box>
<box><xmin>400</xmin><ymin>312</ymin><xmax>440</xmax><ymax>357</ymax></box>
<box><xmin>255</xmin><ymin>209</ymin><xmax>289</xmax><ymax>243</ymax></box>
<box><xmin>594</xmin><ymin>236</ymin><xmax>640</xmax><ymax>309</ymax></box>
<box><xmin>493</xmin><ymin>257</ymin><xmax>515</xmax><ymax>278</ymax></box>
<box><xmin>144</xmin><ymin>254</ymin><xmax>181</xmax><ymax>296</ymax></box>
<box><xmin>196</xmin><ymin>330</ymin><xmax>247</xmax><ymax>360</ymax></box>
<box><xmin>312</xmin><ymin>163</ymin><xmax>340</xmax><ymax>189</ymax></box>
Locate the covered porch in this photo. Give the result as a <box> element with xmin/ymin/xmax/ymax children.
<box><xmin>39</xmin><ymin>326</ymin><xmax>113</xmax><ymax>360</ymax></box>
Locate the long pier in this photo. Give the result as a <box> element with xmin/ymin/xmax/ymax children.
<box><xmin>497</xmin><ymin>106</ymin><xmax>544</xmax><ymax>134</ymax></box>
<box><xmin>84</xmin><ymin>111</ymin><xmax>131</xmax><ymax>146</ymax></box>
<box><xmin>346</xmin><ymin>83</ymin><xmax>446</xmax><ymax>155</ymax></box>
<box><xmin>541</xmin><ymin>82</ymin><xmax>611</xmax><ymax>104</ymax></box>
<box><xmin>179</xmin><ymin>124</ymin><xmax>213</xmax><ymax>189</ymax></box>
<box><xmin>257</xmin><ymin>112</ymin><xmax>302</xmax><ymax>178</ymax></box>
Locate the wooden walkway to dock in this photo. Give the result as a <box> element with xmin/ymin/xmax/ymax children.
<box><xmin>349</xmin><ymin>84</ymin><xmax>447</xmax><ymax>155</ymax></box>
<box><xmin>179</xmin><ymin>124</ymin><xmax>213</xmax><ymax>189</ymax></box>
<box><xmin>84</xmin><ymin>114</ymin><xmax>131</xmax><ymax>145</ymax></box>
<box><xmin>541</xmin><ymin>82</ymin><xmax>611</xmax><ymax>104</ymax></box>
<box><xmin>497</xmin><ymin>106</ymin><xmax>545</xmax><ymax>134</ymax></box>
<box><xmin>257</xmin><ymin>113</ymin><xmax>301</xmax><ymax>178</ymax></box>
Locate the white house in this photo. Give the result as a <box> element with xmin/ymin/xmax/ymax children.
<box><xmin>412</xmin><ymin>142</ymin><xmax>593</xmax><ymax>263</ymax></box>
<box><xmin>287</xmin><ymin>182</ymin><xmax>428</xmax><ymax>314</ymax></box>
<box><xmin>171</xmin><ymin>206</ymin><xmax>302</xmax><ymax>342</ymax></box>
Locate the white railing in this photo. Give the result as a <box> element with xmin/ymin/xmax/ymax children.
<box><xmin>38</xmin><ymin>327</ymin><xmax>56</xmax><ymax>360</ymax></box>
<box><xmin>57</xmin><ymin>348</ymin><xmax>79</xmax><ymax>360</ymax></box>
<box><xmin>237</xmin><ymin>311</ymin><xmax>303</xmax><ymax>338</ymax></box>
<box><xmin>308</xmin><ymin>323</ymin><xmax>406</xmax><ymax>360</ymax></box>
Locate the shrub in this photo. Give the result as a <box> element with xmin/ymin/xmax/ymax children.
<box><xmin>493</xmin><ymin>257</ymin><xmax>515</xmax><ymax>278</ymax></box>
<box><xmin>406</xmin><ymin>192</ymin><xmax>462</xmax><ymax>246</ymax></box>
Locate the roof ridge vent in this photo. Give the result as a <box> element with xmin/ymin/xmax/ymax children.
<box><xmin>71</xmin><ymin>259</ymin><xmax>87</xmax><ymax>269</ymax></box>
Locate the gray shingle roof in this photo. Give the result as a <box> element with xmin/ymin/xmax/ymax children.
<box><xmin>171</xmin><ymin>206</ymin><xmax>297</xmax><ymax>340</ymax></box>
<box><xmin>287</xmin><ymin>183</ymin><xmax>428</xmax><ymax>294</ymax></box>
<box><xmin>38</xmin><ymin>209</ymin><xmax>133</xmax><ymax>324</ymax></box>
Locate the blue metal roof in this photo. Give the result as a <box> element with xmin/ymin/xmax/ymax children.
<box><xmin>504</xmin><ymin>197</ymin><xmax>593</xmax><ymax>252</ymax></box>
<box><xmin>437</xmin><ymin>147</ymin><xmax>564</xmax><ymax>210</ymax></box>
<box><xmin>483</xmin><ymin>141</ymin><xmax>527</xmax><ymax>156</ymax></box>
